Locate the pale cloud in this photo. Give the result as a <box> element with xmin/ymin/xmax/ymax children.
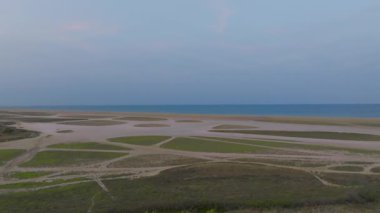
<box><xmin>56</xmin><ymin>21</ymin><xmax>120</xmax><ymax>53</ymax></box>
<box><xmin>61</xmin><ymin>21</ymin><xmax>120</xmax><ymax>35</ymax></box>
<box><xmin>62</xmin><ymin>22</ymin><xmax>91</xmax><ymax>32</ymax></box>
<box><xmin>210</xmin><ymin>0</ymin><xmax>233</xmax><ymax>33</ymax></box>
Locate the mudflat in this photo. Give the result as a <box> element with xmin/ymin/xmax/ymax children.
<box><xmin>1</xmin><ymin>109</ymin><xmax>380</xmax><ymax>212</ymax></box>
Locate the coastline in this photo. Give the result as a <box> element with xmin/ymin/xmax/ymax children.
<box><xmin>2</xmin><ymin>108</ymin><xmax>380</xmax><ymax>127</ymax></box>
<box><xmin>2</xmin><ymin>104</ymin><xmax>380</xmax><ymax>118</ymax></box>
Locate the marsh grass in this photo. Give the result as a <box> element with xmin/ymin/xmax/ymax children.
<box><xmin>197</xmin><ymin>137</ymin><xmax>380</xmax><ymax>155</ymax></box>
<box><xmin>0</xmin><ymin>125</ymin><xmax>39</xmax><ymax>142</ymax></box>
<box><xmin>210</xmin><ymin>130</ymin><xmax>380</xmax><ymax>141</ymax></box>
<box><xmin>109</xmin><ymin>136</ymin><xmax>171</xmax><ymax>146</ymax></box>
<box><xmin>9</xmin><ymin>171</ymin><xmax>53</xmax><ymax>179</ymax></box>
<box><xmin>252</xmin><ymin>116</ymin><xmax>380</xmax><ymax>127</ymax></box>
<box><xmin>0</xmin><ymin>178</ymin><xmax>88</xmax><ymax>189</ymax></box>
<box><xmin>1</xmin><ymin>163</ymin><xmax>380</xmax><ymax>212</ymax></box>
<box><xmin>176</xmin><ymin>120</ymin><xmax>203</xmax><ymax>123</ymax></box>
<box><xmin>235</xmin><ymin>158</ymin><xmax>330</xmax><ymax>167</ymax></box>
<box><xmin>318</xmin><ymin>173</ymin><xmax>380</xmax><ymax>186</ymax></box>
<box><xmin>20</xmin><ymin>151</ymin><xmax>126</xmax><ymax>167</ymax></box>
<box><xmin>134</xmin><ymin>124</ymin><xmax>170</xmax><ymax>127</ymax></box>
<box><xmin>0</xmin><ymin>149</ymin><xmax>25</xmax><ymax>166</ymax></box>
<box><xmin>109</xmin><ymin>154</ymin><xmax>207</xmax><ymax>168</ymax></box>
<box><xmin>48</xmin><ymin>142</ymin><xmax>130</xmax><ymax>150</ymax></box>
<box><xmin>213</xmin><ymin>125</ymin><xmax>257</xmax><ymax>129</ymax></box>
<box><xmin>117</xmin><ymin>116</ymin><xmax>167</xmax><ymax>121</ymax></box>
<box><xmin>59</xmin><ymin>120</ymin><xmax>125</xmax><ymax>126</ymax></box>
<box><xmin>371</xmin><ymin>167</ymin><xmax>380</xmax><ymax>173</ymax></box>
<box><xmin>161</xmin><ymin>138</ymin><xmax>274</xmax><ymax>153</ymax></box>
<box><xmin>329</xmin><ymin>166</ymin><xmax>364</xmax><ymax>172</ymax></box>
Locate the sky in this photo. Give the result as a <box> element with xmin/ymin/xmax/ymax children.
<box><xmin>1</xmin><ymin>0</ymin><xmax>380</xmax><ymax>105</ymax></box>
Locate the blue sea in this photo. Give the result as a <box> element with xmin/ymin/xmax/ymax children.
<box><xmin>11</xmin><ymin>104</ymin><xmax>380</xmax><ymax>118</ymax></box>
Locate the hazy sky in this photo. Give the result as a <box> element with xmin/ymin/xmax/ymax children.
<box><xmin>1</xmin><ymin>0</ymin><xmax>380</xmax><ymax>105</ymax></box>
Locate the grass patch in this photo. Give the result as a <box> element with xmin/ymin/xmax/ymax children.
<box><xmin>0</xmin><ymin>149</ymin><xmax>25</xmax><ymax>166</ymax></box>
<box><xmin>56</xmin><ymin>130</ymin><xmax>73</xmax><ymax>133</ymax></box>
<box><xmin>8</xmin><ymin>117</ymin><xmax>84</xmax><ymax>123</ymax></box>
<box><xmin>213</xmin><ymin>124</ymin><xmax>257</xmax><ymax>129</ymax></box>
<box><xmin>134</xmin><ymin>124</ymin><xmax>170</xmax><ymax>127</ymax></box>
<box><xmin>100</xmin><ymin>163</ymin><xmax>359</xmax><ymax>212</ymax></box>
<box><xmin>60</xmin><ymin>114</ymin><xmax>116</xmax><ymax>119</ymax></box>
<box><xmin>0</xmin><ymin>111</ymin><xmax>55</xmax><ymax>116</ymax></box>
<box><xmin>109</xmin><ymin>154</ymin><xmax>207</xmax><ymax>168</ymax></box>
<box><xmin>210</xmin><ymin>130</ymin><xmax>380</xmax><ymax>141</ymax></box>
<box><xmin>197</xmin><ymin>137</ymin><xmax>380</xmax><ymax>155</ymax></box>
<box><xmin>109</xmin><ymin>136</ymin><xmax>171</xmax><ymax>146</ymax></box>
<box><xmin>0</xmin><ymin>121</ymin><xmax>16</xmax><ymax>125</ymax></box>
<box><xmin>0</xmin><ymin>178</ymin><xmax>88</xmax><ymax>189</ymax></box>
<box><xmin>20</xmin><ymin>151</ymin><xmax>126</xmax><ymax>167</ymax></box>
<box><xmin>0</xmin><ymin>125</ymin><xmax>40</xmax><ymax>142</ymax></box>
<box><xmin>117</xmin><ymin>116</ymin><xmax>167</xmax><ymax>121</ymax></box>
<box><xmin>235</xmin><ymin>158</ymin><xmax>330</xmax><ymax>167</ymax></box>
<box><xmin>176</xmin><ymin>120</ymin><xmax>202</xmax><ymax>123</ymax></box>
<box><xmin>9</xmin><ymin>171</ymin><xmax>53</xmax><ymax>179</ymax></box>
<box><xmin>252</xmin><ymin>116</ymin><xmax>380</xmax><ymax>127</ymax></box>
<box><xmin>161</xmin><ymin>137</ymin><xmax>272</xmax><ymax>153</ymax></box>
<box><xmin>0</xmin><ymin>182</ymin><xmax>101</xmax><ymax>213</ymax></box>
<box><xmin>318</xmin><ymin>173</ymin><xmax>380</xmax><ymax>186</ymax></box>
<box><xmin>345</xmin><ymin>161</ymin><xmax>374</xmax><ymax>165</ymax></box>
<box><xmin>59</xmin><ymin>120</ymin><xmax>125</xmax><ymax>126</ymax></box>
<box><xmin>1</xmin><ymin>163</ymin><xmax>380</xmax><ymax>212</ymax></box>
<box><xmin>48</xmin><ymin>142</ymin><xmax>130</xmax><ymax>150</ymax></box>
<box><xmin>329</xmin><ymin>166</ymin><xmax>364</xmax><ymax>172</ymax></box>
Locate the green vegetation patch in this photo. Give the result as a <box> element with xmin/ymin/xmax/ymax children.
<box><xmin>48</xmin><ymin>142</ymin><xmax>130</xmax><ymax>150</ymax></box>
<box><xmin>0</xmin><ymin>182</ymin><xmax>101</xmax><ymax>213</ymax></box>
<box><xmin>20</xmin><ymin>151</ymin><xmax>126</xmax><ymax>167</ymax></box>
<box><xmin>0</xmin><ymin>149</ymin><xmax>25</xmax><ymax>166</ymax></box>
<box><xmin>0</xmin><ymin>178</ymin><xmax>88</xmax><ymax>189</ymax></box>
<box><xmin>329</xmin><ymin>166</ymin><xmax>364</xmax><ymax>172</ymax></box>
<box><xmin>161</xmin><ymin>137</ymin><xmax>272</xmax><ymax>153</ymax></box>
<box><xmin>9</xmin><ymin>117</ymin><xmax>84</xmax><ymax>123</ymax></box>
<box><xmin>0</xmin><ymin>125</ymin><xmax>40</xmax><ymax>142</ymax></box>
<box><xmin>59</xmin><ymin>120</ymin><xmax>125</xmax><ymax>126</ymax></box>
<box><xmin>109</xmin><ymin>136</ymin><xmax>171</xmax><ymax>146</ymax></box>
<box><xmin>9</xmin><ymin>171</ymin><xmax>53</xmax><ymax>179</ymax></box>
<box><xmin>134</xmin><ymin>124</ymin><xmax>170</xmax><ymax>127</ymax></box>
<box><xmin>236</xmin><ymin>158</ymin><xmax>330</xmax><ymax>167</ymax></box>
<box><xmin>117</xmin><ymin>116</ymin><xmax>167</xmax><ymax>121</ymax></box>
<box><xmin>213</xmin><ymin>124</ymin><xmax>257</xmax><ymax>129</ymax></box>
<box><xmin>196</xmin><ymin>137</ymin><xmax>378</xmax><ymax>155</ymax></box>
<box><xmin>109</xmin><ymin>154</ymin><xmax>207</xmax><ymax>168</ymax></box>
<box><xmin>1</xmin><ymin>163</ymin><xmax>380</xmax><ymax>212</ymax></box>
<box><xmin>210</xmin><ymin>130</ymin><xmax>380</xmax><ymax>141</ymax></box>
<box><xmin>345</xmin><ymin>161</ymin><xmax>374</xmax><ymax>165</ymax></box>
<box><xmin>318</xmin><ymin>173</ymin><xmax>380</xmax><ymax>187</ymax></box>
<box><xmin>100</xmin><ymin>163</ymin><xmax>356</xmax><ymax>212</ymax></box>
<box><xmin>0</xmin><ymin>111</ymin><xmax>55</xmax><ymax>116</ymax></box>
<box><xmin>56</xmin><ymin>130</ymin><xmax>73</xmax><ymax>133</ymax></box>
<box><xmin>176</xmin><ymin>120</ymin><xmax>203</xmax><ymax>123</ymax></box>
<box><xmin>252</xmin><ymin>116</ymin><xmax>380</xmax><ymax>127</ymax></box>
<box><xmin>60</xmin><ymin>114</ymin><xmax>116</xmax><ymax>119</ymax></box>
<box><xmin>371</xmin><ymin>167</ymin><xmax>380</xmax><ymax>173</ymax></box>
<box><xmin>0</xmin><ymin>121</ymin><xmax>16</xmax><ymax>125</ymax></box>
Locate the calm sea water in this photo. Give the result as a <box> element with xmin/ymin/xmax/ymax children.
<box><xmin>13</xmin><ymin>104</ymin><xmax>380</xmax><ymax>118</ymax></box>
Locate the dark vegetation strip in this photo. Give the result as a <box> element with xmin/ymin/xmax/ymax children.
<box><xmin>0</xmin><ymin>125</ymin><xmax>40</xmax><ymax>142</ymax></box>
<box><xmin>1</xmin><ymin>163</ymin><xmax>380</xmax><ymax>212</ymax></box>
<box><xmin>197</xmin><ymin>137</ymin><xmax>380</xmax><ymax>155</ymax></box>
<box><xmin>210</xmin><ymin>130</ymin><xmax>380</xmax><ymax>141</ymax></box>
